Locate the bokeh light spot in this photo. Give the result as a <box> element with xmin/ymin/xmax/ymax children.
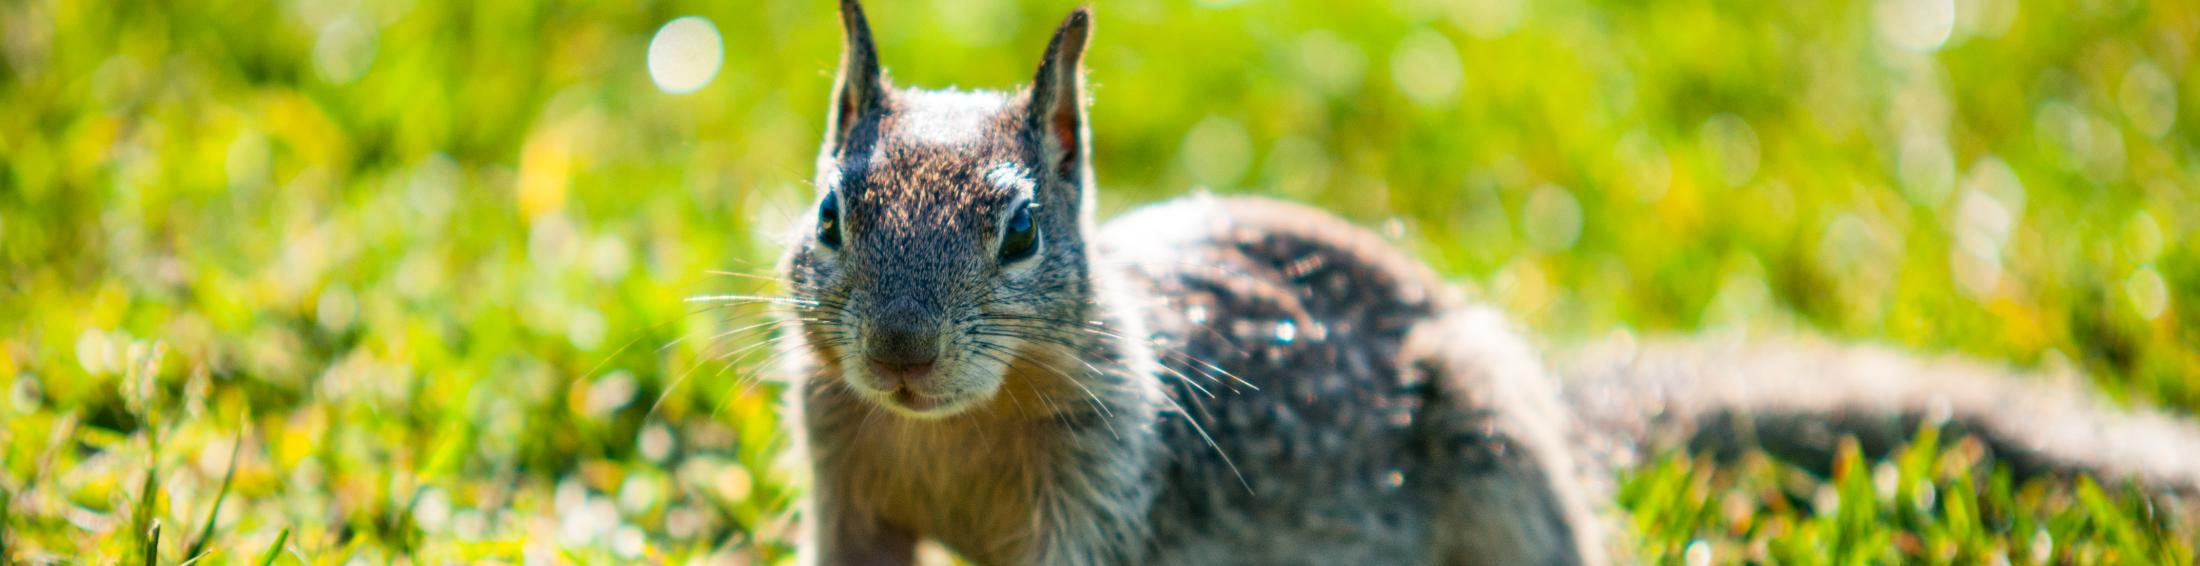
<box><xmin>2127</xmin><ymin>266</ymin><xmax>2168</xmax><ymax>321</ymax></box>
<box><xmin>313</xmin><ymin>16</ymin><xmax>376</xmax><ymax>84</ymax></box>
<box><xmin>1296</xmin><ymin>30</ymin><xmax>1368</xmax><ymax>97</ymax></box>
<box><xmin>2118</xmin><ymin>61</ymin><xmax>2176</xmax><ymax>140</ymax></box>
<box><xmin>1450</xmin><ymin>0</ymin><xmax>1524</xmax><ymax>38</ymax></box>
<box><xmin>1876</xmin><ymin>0</ymin><xmax>1955</xmax><ymax>52</ymax></box>
<box><xmin>1523</xmin><ymin>184</ymin><xmax>1583</xmax><ymax>252</ymax></box>
<box><xmin>1181</xmin><ymin>115</ymin><xmax>1252</xmax><ymax>188</ymax></box>
<box><xmin>1391</xmin><ymin>29</ymin><xmax>1463</xmax><ymax>108</ymax></box>
<box><xmin>1896</xmin><ymin>128</ymin><xmax>1955</xmax><ymax>205</ymax></box>
<box><xmin>648</xmin><ymin>16</ymin><xmax>724</xmax><ymax>95</ymax></box>
<box><xmin>1951</xmin><ymin>186</ymin><xmax>2012</xmax><ymax>299</ymax></box>
<box><xmin>2126</xmin><ymin>211</ymin><xmax>2162</xmax><ymax>263</ymax></box>
<box><xmin>1684</xmin><ymin>539</ymin><xmax>1713</xmax><ymax>566</ymax></box>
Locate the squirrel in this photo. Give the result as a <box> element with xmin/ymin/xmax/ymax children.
<box><xmin>769</xmin><ymin>1</ymin><xmax>2200</xmax><ymax>564</ymax></box>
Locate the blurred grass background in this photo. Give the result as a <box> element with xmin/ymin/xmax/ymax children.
<box><xmin>1</xmin><ymin>0</ymin><xmax>2196</xmax><ymax>562</ymax></box>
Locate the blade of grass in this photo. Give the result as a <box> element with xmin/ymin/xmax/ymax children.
<box><xmin>131</xmin><ymin>342</ymin><xmax>166</xmax><ymax>566</ymax></box>
<box><xmin>143</xmin><ymin>519</ymin><xmax>162</xmax><ymax>566</ymax></box>
<box><xmin>183</xmin><ymin>430</ymin><xmax>246</xmax><ymax>561</ymax></box>
<box><xmin>134</xmin><ymin>463</ymin><xmax>161</xmax><ymax>562</ymax></box>
<box><xmin>257</xmin><ymin>528</ymin><xmax>290</xmax><ymax>566</ymax></box>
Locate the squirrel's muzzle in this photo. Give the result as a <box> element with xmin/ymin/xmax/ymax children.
<box><xmin>865</xmin><ymin>300</ymin><xmax>943</xmax><ymax>384</ymax></box>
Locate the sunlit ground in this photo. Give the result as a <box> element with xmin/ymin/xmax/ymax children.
<box><xmin>2</xmin><ymin>0</ymin><xmax>2195</xmax><ymax>562</ymax></box>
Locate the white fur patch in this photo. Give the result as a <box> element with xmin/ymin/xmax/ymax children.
<box><xmin>986</xmin><ymin>163</ymin><xmax>1035</xmax><ymax>195</ymax></box>
<box><xmin>897</xmin><ymin>90</ymin><xmax>1007</xmax><ymax>147</ymax></box>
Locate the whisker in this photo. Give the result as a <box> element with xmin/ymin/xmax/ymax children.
<box><xmin>964</xmin><ymin>348</ymin><xmax>1038</xmax><ymax>420</ymax></box>
<box><xmin>972</xmin><ymin>342</ymin><xmax>1093</xmax><ymax>416</ymax></box>
<box><xmin>699</xmin><ymin>320</ymin><xmax>798</xmax><ymax>355</ymax></box>
<box><xmin>647</xmin><ymin>348</ymin><xmax>719</xmax><ymax>421</ymax></box>
<box><xmin>967</xmin><ymin>317</ymin><xmax>1258</xmax><ymax>393</ymax></box>
<box><xmin>974</xmin><ymin>339</ymin><xmax>1120</xmax><ymax>441</ymax></box>
<box><xmin>685</xmin><ymin>294</ymin><xmax>822</xmax><ymax>308</ymax></box>
<box><xmin>654</xmin><ymin>316</ymin><xmax>827</xmax><ymax>421</ymax></box>
<box><xmin>1164</xmin><ymin>363</ymin><xmax>1217</xmax><ymax>399</ymax></box>
<box><xmin>1161</xmin><ymin>386</ymin><xmax>1252</xmax><ymax>495</ymax></box>
<box><xmin>704</xmin><ymin>269</ymin><xmax>786</xmax><ymax>284</ymax></box>
<box><xmin>966</xmin><ymin>315</ymin><xmax>1251</xmax><ymax>493</ymax></box>
<box><xmin>654</xmin><ymin>328</ymin><xmax>801</xmax><ymax>421</ymax></box>
<box><xmin>571</xmin><ymin>303</ymin><xmax>725</xmax><ymax>393</ymax></box>
<box><xmin>728</xmin><ymin>344</ymin><xmax>802</xmax><ymax>400</ymax></box>
<box><xmin>708</xmin><ymin>335</ymin><xmax>813</xmax><ymax>422</ymax></box>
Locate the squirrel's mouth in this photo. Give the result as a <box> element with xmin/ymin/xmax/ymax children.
<box><xmin>889</xmin><ymin>388</ymin><xmax>946</xmax><ymax>412</ymax></box>
<box><xmin>870</xmin><ymin>385</ymin><xmax>975</xmax><ymax>418</ymax></box>
<box><xmin>844</xmin><ymin>371</ymin><xmax>980</xmax><ymax>418</ymax></box>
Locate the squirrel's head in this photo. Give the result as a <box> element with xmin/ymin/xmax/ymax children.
<box><xmin>784</xmin><ymin>0</ymin><xmax>1098</xmax><ymax>419</ymax></box>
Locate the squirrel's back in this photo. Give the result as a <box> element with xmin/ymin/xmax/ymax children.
<box><xmin>1097</xmin><ymin>196</ymin><xmax>1606</xmax><ymax>563</ymax></box>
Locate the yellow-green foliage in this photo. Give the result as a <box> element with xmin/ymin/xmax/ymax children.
<box><xmin>0</xmin><ymin>0</ymin><xmax>2193</xmax><ymax>562</ymax></box>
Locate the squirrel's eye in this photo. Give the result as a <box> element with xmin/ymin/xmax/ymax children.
<box><xmin>999</xmin><ymin>201</ymin><xmax>1040</xmax><ymax>262</ymax></box>
<box><xmin>817</xmin><ymin>191</ymin><xmax>843</xmax><ymax>250</ymax></box>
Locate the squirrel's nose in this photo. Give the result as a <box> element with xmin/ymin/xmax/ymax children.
<box><xmin>866</xmin><ymin>316</ymin><xmax>941</xmax><ymax>385</ymax></box>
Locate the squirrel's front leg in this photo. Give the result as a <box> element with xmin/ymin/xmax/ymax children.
<box><xmin>1015</xmin><ymin>472</ymin><xmax>1155</xmax><ymax>566</ymax></box>
<box><xmin>798</xmin><ymin>489</ymin><xmax>916</xmax><ymax>566</ymax></box>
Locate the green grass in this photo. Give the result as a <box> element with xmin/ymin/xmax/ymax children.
<box><xmin>2</xmin><ymin>0</ymin><xmax>2196</xmax><ymax>562</ymax></box>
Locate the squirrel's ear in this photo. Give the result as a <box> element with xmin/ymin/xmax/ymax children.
<box><xmin>1028</xmin><ymin>6</ymin><xmax>1091</xmax><ymax>180</ymax></box>
<box><xmin>825</xmin><ymin>0</ymin><xmax>887</xmax><ymax>155</ymax></box>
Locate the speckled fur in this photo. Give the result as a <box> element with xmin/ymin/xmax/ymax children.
<box><xmin>774</xmin><ymin>2</ymin><xmax>2200</xmax><ymax>565</ymax></box>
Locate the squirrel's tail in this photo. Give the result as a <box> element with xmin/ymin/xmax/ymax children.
<box><xmin>1553</xmin><ymin>335</ymin><xmax>2200</xmax><ymax>497</ymax></box>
